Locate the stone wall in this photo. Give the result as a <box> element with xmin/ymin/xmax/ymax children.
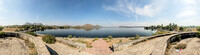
<box><xmin>55</xmin><ymin>37</ymin><xmax>87</xmax><ymax>50</ymax></box>
<box><xmin>151</xmin><ymin>32</ymin><xmax>197</xmax><ymax>55</ymax></box>
<box><xmin>5</xmin><ymin>32</ymin><xmax>51</xmax><ymax>55</ymax></box>
<box><xmin>112</xmin><ymin>33</ymin><xmax>175</xmax><ymax>52</ymax></box>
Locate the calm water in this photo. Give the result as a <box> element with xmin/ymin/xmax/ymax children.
<box><xmin>35</xmin><ymin>28</ymin><xmax>156</xmax><ymax>38</ymax></box>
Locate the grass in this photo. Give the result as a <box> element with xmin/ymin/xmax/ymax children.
<box><xmin>129</xmin><ymin>34</ymin><xmax>140</xmax><ymax>40</ymax></box>
<box><xmin>26</xmin><ymin>31</ymin><xmax>38</xmax><ymax>36</ymax></box>
<box><xmin>175</xmin><ymin>43</ymin><xmax>187</xmax><ymax>49</ymax></box>
<box><xmin>92</xmin><ymin>37</ymin><xmax>98</xmax><ymax>41</ymax></box>
<box><xmin>24</xmin><ymin>39</ymin><xmax>38</xmax><ymax>55</ymax></box>
<box><xmin>153</xmin><ymin>30</ymin><xmax>169</xmax><ymax>35</ymax></box>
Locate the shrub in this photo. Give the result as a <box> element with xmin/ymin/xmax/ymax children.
<box><xmin>129</xmin><ymin>37</ymin><xmax>134</xmax><ymax>40</ymax></box>
<box><xmin>0</xmin><ymin>26</ymin><xmax>4</xmax><ymax>31</ymax></box>
<box><xmin>171</xmin><ymin>42</ymin><xmax>178</xmax><ymax>45</ymax></box>
<box><xmin>119</xmin><ymin>39</ymin><xmax>122</xmax><ymax>43</ymax></box>
<box><xmin>177</xmin><ymin>35</ymin><xmax>181</xmax><ymax>41</ymax></box>
<box><xmin>75</xmin><ymin>39</ymin><xmax>86</xmax><ymax>43</ymax></box>
<box><xmin>103</xmin><ymin>37</ymin><xmax>108</xmax><ymax>40</ymax></box>
<box><xmin>87</xmin><ymin>45</ymin><xmax>93</xmax><ymax>48</ymax></box>
<box><xmin>0</xmin><ymin>31</ymin><xmax>6</xmax><ymax>38</ymax></box>
<box><xmin>93</xmin><ymin>37</ymin><xmax>98</xmax><ymax>41</ymax></box>
<box><xmin>73</xmin><ymin>36</ymin><xmax>76</xmax><ymax>38</ymax></box>
<box><xmin>42</xmin><ymin>34</ymin><xmax>56</xmax><ymax>44</ymax></box>
<box><xmin>68</xmin><ymin>35</ymin><xmax>72</xmax><ymax>38</ymax></box>
<box><xmin>108</xmin><ymin>35</ymin><xmax>113</xmax><ymax>40</ymax></box>
<box><xmin>175</xmin><ymin>43</ymin><xmax>187</xmax><ymax>49</ymax></box>
<box><xmin>134</xmin><ymin>34</ymin><xmax>140</xmax><ymax>40</ymax></box>
<box><xmin>26</xmin><ymin>31</ymin><xmax>37</xmax><ymax>36</ymax></box>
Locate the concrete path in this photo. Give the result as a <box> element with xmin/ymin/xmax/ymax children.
<box><xmin>110</xmin><ymin>37</ymin><xmax>166</xmax><ymax>55</ymax></box>
<box><xmin>86</xmin><ymin>38</ymin><xmax>113</xmax><ymax>55</ymax></box>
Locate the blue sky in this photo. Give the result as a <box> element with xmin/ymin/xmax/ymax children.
<box><xmin>0</xmin><ymin>0</ymin><xmax>200</xmax><ymax>26</ymax></box>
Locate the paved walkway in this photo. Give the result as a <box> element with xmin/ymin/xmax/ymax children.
<box><xmin>110</xmin><ymin>36</ymin><xmax>166</xmax><ymax>55</ymax></box>
<box><xmin>86</xmin><ymin>38</ymin><xmax>113</xmax><ymax>55</ymax></box>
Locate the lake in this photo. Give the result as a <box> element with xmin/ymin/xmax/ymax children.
<box><xmin>35</xmin><ymin>28</ymin><xmax>156</xmax><ymax>38</ymax></box>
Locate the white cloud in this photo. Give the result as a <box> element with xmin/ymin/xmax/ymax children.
<box><xmin>182</xmin><ymin>0</ymin><xmax>196</xmax><ymax>5</ymax></box>
<box><xmin>0</xmin><ymin>17</ymin><xmax>5</xmax><ymax>20</ymax></box>
<box><xmin>104</xmin><ymin>0</ymin><xmax>166</xmax><ymax>18</ymax></box>
<box><xmin>176</xmin><ymin>10</ymin><xmax>197</xmax><ymax>18</ymax></box>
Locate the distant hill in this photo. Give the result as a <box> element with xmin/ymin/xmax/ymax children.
<box><xmin>81</xmin><ymin>24</ymin><xmax>102</xmax><ymax>28</ymax></box>
<box><xmin>119</xmin><ymin>26</ymin><xmax>146</xmax><ymax>28</ymax></box>
<box><xmin>24</xmin><ymin>22</ymin><xmax>43</xmax><ymax>25</ymax></box>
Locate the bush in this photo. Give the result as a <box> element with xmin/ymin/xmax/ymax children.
<box><xmin>93</xmin><ymin>37</ymin><xmax>98</xmax><ymax>41</ymax></box>
<box><xmin>171</xmin><ymin>42</ymin><xmax>178</xmax><ymax>45</ymax></box>
<box><xmin>175</xmin><ymin>43</ymin><xmax>187</xmax><ymax>49</ymax></box>
<box><xmin>68</xmin><ymin>35</ymin><xmax>72</xmax><ymax>38</ymax></box>
<box><xmin>103</xmin><ymin>37</ymin><xmax>108</xmax><ymax>40</ymax></box>
<box><xmin>0</xmin><ymin>31</ymin><xmax>6</xmax><ymax>38</ymax></box>
<box><xmin>197</xmin><ymin>26</ymin><xmax>200</xmax><ymax>31</ymax></box>
<box><xmin>134</xmin><ymin>34</ymin><xmax>140</xmax><ymax>40</ymax></box>
<box><xmin>108</xmin><ymin>35</ymin><xmax>113</xmax><ymax>40</ymax></box>
<box><xmin>177</xmin><ymin>35</ymin><xmax>181</xmax><ymax>41</ymax></box>
<box><xmin>42</xmin><ymin>34</ymin><xmax>56</xmax><ymax>44</ymax></box>
<box><xmin>119</xmin><ymin>39</ymin><xmax>122</xmax><ymax>43</ymax></box>
<box><xmin>26</xmin><ymin>31</ymin><xmax>37</xmax><ymax>36</ymax></box>
<box><xmin>129</xmin><ymin>37</ymin><xmax>134</xmax><ymax>40</ymax></box>
<box><xmin>0</xmin><ymin>26</ymin><xmax>4</xmax><ymax>31</ymax></box>
<box><xmin>73</xmin><ymin>36</ymin><xmax>76</xmax><ymax>38</ymax></box>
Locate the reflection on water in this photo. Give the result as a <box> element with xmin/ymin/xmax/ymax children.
<box><xmin>35</xmin><ymin>28</ymin><xmax>156</xmax><ymax>38</ymax></box>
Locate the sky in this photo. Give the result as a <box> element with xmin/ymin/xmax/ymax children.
<box><xmin>0</xmin><ymin>0</ymin><xmax>200</xmax><ymax>26</ymax></box>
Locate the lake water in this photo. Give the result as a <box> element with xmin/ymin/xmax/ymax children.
<box><xmin>35</xmin><ymin>28</ymin><xmax>156</xmax><ymax>38</ymax></box>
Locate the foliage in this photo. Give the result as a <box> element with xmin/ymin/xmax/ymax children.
<box><xmin>134</xmin><ymin>34</ymin><xmax>140</xmax><ymax>39</ymax></box>
<box><xmin>144</xmin><ymin>23</ymin><xmax>179</xmax><ymax>31</ymax></box>
<box><xmin>171</xmin><ymin>42</ymin><xmax>178</xmax><ymax>45</ymax></box>
<box><xmin>197</xmin><ymin>26</ymin><xmax>200</xmax><ymax>31</ymax></box>
<box><xmin>0</xmin><ymin>31</ymin><xmax>6</xmax><ymax>38</ymax></box>
<box><xmin>0</xmin><ymin>26</ymin><xmax>4</xmax><ymax>31</ymax></box>
<box><xmin>153</xmin><ymin>30</ymin><xmax>169</xmax><ymax>35</ymax></box>
<box><xmin>68</xmin><ymin>35</ymin><xmax>73</xmax><ymax>38</ymax></box>
<box><xmin>179</xmin><ymin>27</ymin><xmax>185</xmax><ymax>31</ymax></box>
<box><xmin>92</xmin><ymin>37</ymin><xmax>98</xmax><ymax>41</ymax></box>
<box><xmin>73</xmin><ymin>36</ymin><xmax>76</xmax><ymax>38</ymax></box>
<box><xmin>177</xmin><ymin>35</ymin><xmax>181</xmax><ymax>41</ymax></box>
<box><xmin>87</xmin><ymin>45</ymin><xmax>93</xmax><ymax>48</ymax></box>
<box><xmin>118</xmin><ymin>39</ymin><xmax>122</xmax><ymax>43</ymax></box>
<box><xmin>103</xmin><ymin>37</ymin><xmax>108</xmax><ymax>40</ymax></box>
<box><xmin>26</xmin><ymin>31</ymin><xmax>37</xmax><ymax>36</ymax></box>
<box><xmin>129</xmin><ymin>37</ymin><xmax>134</xmax><ymax>40</ymax></box>
<box><xmin>108</xmin><ymin>35</ymin><xmax>113</xmax><ymax>40</ymax></box>
<box><xmin>196</xmin><ymin>31</ymin><xmax>200</xmax><ymax>38</ymax></box>
<box><xmin>175</xmin><ymin>43</ymin><xmax>187</xmax><ymax>49</ymax></box>
<box><xmin>75</xmin><ymin>39</ymin><xmax>86</xmax><ymax>43</ymax></box>
<box><xmin>42</xmin><ymin>34</ymin><xmax>56</xmax><ymax>44</ymax></box>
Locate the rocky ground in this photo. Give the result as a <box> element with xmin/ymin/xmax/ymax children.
<box><xmin>110</xmin><ymin>36</ymin><xmax>166</xmax><ymax>55</ymax></box>
<box><xmin>0</xmin><ymin>37</ymin><xmax>29</xmax><ymax>55</ymax></box>
<box><xmin>46</xmin><ymin>42</ymin><xmax>93</xmax><ymax>55</ymax></box>
<box><xmin>169</xmin><ymin>38</ymin><xmax>200</xmax><ymax>55</ymax></box>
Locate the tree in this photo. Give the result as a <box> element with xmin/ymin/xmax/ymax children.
<box><xmin>0</xmin><ymin>26</ymin><xmax>4</xmax><ymax>31</ymax></box>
